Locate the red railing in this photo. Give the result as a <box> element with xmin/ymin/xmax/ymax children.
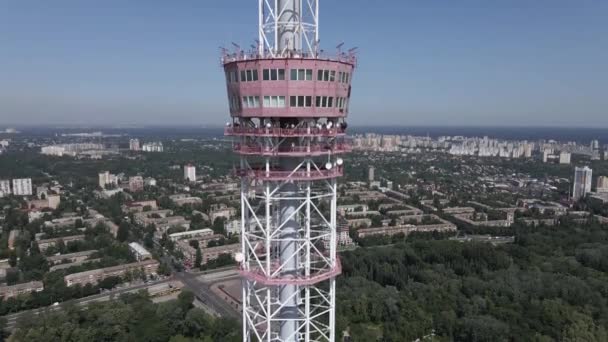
<box><xmin>221</xmin><ymin>50</ymin><xmax>357</xmax><ymax>66</ymax></box>
<box><xmin>225</xmin><ymin>126</ymin><xmax>346</xmax><ymax>137</ymax></box>
<box><xmin>233</xmin><ymin>143</ymin><xmax>352</xmax><ymax>156</ymax></box>
<box><xmin>237</xmin><ymin>167</ymin><xmax>343</xmax><ymax>180</ymax></box>
<box><xmin>238</xmin><ymin>258</ymin><xmax>342</xmax><ymax>286</ymax></box>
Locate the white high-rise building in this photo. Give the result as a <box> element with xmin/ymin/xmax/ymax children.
<box><xmin>41</xmin><ymin>145</ymin><xmax>66</xmax><ymax>156</ymax></box>
<box><xmin>573</xmin><ymin>166</ymin><xmax>592</xmax><ymax>200</ymax></box>
<box><xmin>542</xmin><ymin>149</ymin><xmax>551</xmax><ymax>163</ymax></box>
<box><xmin>0</xmin><ymin>180</ymin><xmax>11</xmax><ymax>197</ymax></box>
<box><xmin>559</xmin><ymin>152</ymin><xmax>571</xmax><ymax>164</ymax></box>
<box><xmin>142</xmin><ymin>142</ymin><xmax>163</xmax><ymax>152</ymax></box>
<box><xmin>12</xmin><ymin>178</ymin><xmax>32</xmax><ymax>196</ymax></box>
<box><xmin>524</xmin><ymin>144</ymin><xmax>533</xmax><ymax>158</ymax></box>
<box><xmin>99</xmin><ymin>171</ymin><xmax>110</xmax><ymax>188</ymax></box>
<box><xmin>184</xmin><ymin>164</ymin><xmax>196</xmax><ymax>182</ymax></box>
<box><xmin>597</xmin><ymin>176</ymin><xmax>608</xmax><ymax>193</ymax></box>
<box><xmin>129</xmin><ymin>139</ymin><xmax>140</xmax><ymax>151</ymax></box>
<box><xmin>98</xmin><ymin>171</ymin><xmax>117</xmax><ymax>189</ymax></box>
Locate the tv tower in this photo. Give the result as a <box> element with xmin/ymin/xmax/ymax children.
<box><xmin>222</xmin><ymin>1</ymin><xmax>356</xmax><ymax>341</ymax></box>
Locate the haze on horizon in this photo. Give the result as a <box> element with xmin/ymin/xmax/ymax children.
<box><xmin>0</xmin><ymin>0</ymin><xmax>606</xmax><ymax>127</ymax></box>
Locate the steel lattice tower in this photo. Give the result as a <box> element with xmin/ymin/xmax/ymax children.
<box><xmin>222</xmin><ymin>1</ymin><xmax>356</xmax><ymax>341</ymax></box>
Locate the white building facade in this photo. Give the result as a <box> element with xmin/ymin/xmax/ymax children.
<box><xmin>129</xmin><ymin>139</ymin><xmax>141</xmax><ymax>151</ymax></box>
<box><xmin>184</xmin><ymin>164</ymin><xmax>196</xmax><ymax>182</ymax></box>
<box><xmin>573</xmin><ymin>166</ymin><xmax>592</xmax><ymax>200</ymax></box>
<box><xmin>98</xmin><ymin>171</ymin><xmax>118</xmax><ymax>189</ymax></box>
<box><xmin>12</xmin><ymin>178</ymin><xmax>32</xmax><ymax>196</ymax></box>
<box><xmin>142</xmin><ymin>142</ymin><xmax>163</xmax><ymax>152</ymax></box>
<box><xmin>0</xmin><ymin>180</ymin><xmax>11</xmax><ymax>197</ymax></box>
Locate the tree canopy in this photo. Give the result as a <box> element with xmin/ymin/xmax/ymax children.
<box><xmin>9</xmin><ymin>290</ymin><xmax>240</xmax><ymax>342</ymax></box>
<box><xmin>337</xmin><ymin>222</ymin><xmax>608</xmax><ymax>341</ymax></box>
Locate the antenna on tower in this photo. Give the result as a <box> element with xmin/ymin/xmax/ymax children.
<box><xmin>254</xmin><ymin>39</ymin><xmax>261</xmax><ymax>56</ymax></box>
<box><xmin>259</xmin><ymin>0</ymin><xmax>320</xmax><ymax>57</ymax></box>
<box><xmin>231</xmin><ymin>42</ymin><xmax>241</xmax><ymax>55</ymax></box>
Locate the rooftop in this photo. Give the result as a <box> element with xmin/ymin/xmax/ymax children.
<box><xmin>128</xmin><ymin>242</ymin><xmax>151</xmax><ymax>257</ymax></box>
<box><xmin>46</xmin><ymin>250</ymin><xmax>97</xmax><ymax>262</ymax></box>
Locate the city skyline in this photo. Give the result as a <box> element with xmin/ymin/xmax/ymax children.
<box><xmin>2</xmin><ymin>1</ymin><xmax>608</xmax><ymax>340</ymax></box>
<box><xmin>1</xmin><ymin>0</ymin><xmax>607</xmax><ymax>127</ymax></box>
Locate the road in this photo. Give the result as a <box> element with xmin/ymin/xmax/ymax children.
<box><xmin>173</xmin><ymin>269</ymin><xmax>241</xmax><ymax>320</ymax></box>
<box><xmin>1</xmin><ymin>278</ymin><xmax>172</xmax><ymax>331</ymax></box>
<box><xmin>157</xmin><ymin>247</ymin><xmax>241</xmax><ymax>319</ymax></box>
<box><xmin>1</xmin><ymin>267</ymin><xmax>242</xmax><ymax>332</ymax></box>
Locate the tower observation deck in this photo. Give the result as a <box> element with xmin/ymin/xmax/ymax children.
<box><xmin>222</xmin><ymin>1</ymin><xmax>356</xmax><ymax>341</ymax></box>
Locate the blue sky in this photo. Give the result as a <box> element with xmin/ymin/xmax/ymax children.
<box><xmin>0</xmin><ymin>0</ymin><xmax>606</xmax><ymax>127</ymax></box>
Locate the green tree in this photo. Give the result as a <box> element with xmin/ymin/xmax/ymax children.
<box><xmin>177</xmin><ymin>291</ymin><xmax>195</xmax><ymax>312</ymax></box>
<box><xmin>169</xmin><ymin>335</ymin><xmax>196</xmax><ymax>342</ymax></box>
<box><xmin>183</xmin><ymin>308</ymin><xmax>211</xmax><ymax>337</ymax></box>
<box><xmin>144</xmin><ymin>232</ymin><xmax>155</xmax><ymax>249</ymax></box>
<box><xmin>158</xmin><ymin>261</ymin><xmax>172</xmax><ymax>276</ymax></box>
<box><xmin>195</xmin><ymin>247</ymin><xmax>202</xmax><ymax>269</ymax></box>
<box><xmin>117</xmin><ymin>221</ymin><xmax>130</xmax><ymax>242</ymax></box>
<box><xmin>55</xmin><ymin>239</ymin><xmax>66</xmax><ymax>254</ymax></box>
<box><xmin>212</xmin><ymin>217</ymin><xmax>226</xmax><ymax>235</ymax></box>
<box><xmin>98</xmin><ymin>276</ymin><xmax>122</xmax><ymax>290</ymax></box>
<box><xmin>371</xmin><ymin>215</ymin><xmax>382</xmax><ymax>227</ymax></box>
<box><xmin>8</xmin><ymin>251</ymin><xmax>17</xmax><ymax>267</ymax></box>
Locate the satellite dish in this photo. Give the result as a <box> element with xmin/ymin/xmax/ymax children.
<box><xmin>336</xmin><ymin>158</ymin><xmax>344</xmax><ymax>166</ymax></box>
<box><xmin>325</xmin><ymin>162</ymin><xmax>332</xmax><ymax>170</ymax></box>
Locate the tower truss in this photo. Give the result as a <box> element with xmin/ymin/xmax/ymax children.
<box><xmin>259</xmin><ymin>0</ymin><xmax>319</xmax><ymax>56</ymax></box>
<box><xmin>222</xmin><ymin>1</ymin><xmax>356</xmax><ymax>341</ymax></box>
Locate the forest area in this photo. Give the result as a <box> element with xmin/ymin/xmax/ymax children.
<box><xmin>337</xmin><ymin>222</ymin><xmax>608</xmax><ymax>341</ymax></box>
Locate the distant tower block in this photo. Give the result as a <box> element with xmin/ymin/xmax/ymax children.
<box><xmin>573</xmin><ymin>166</ymin><xmax>592</xmax><ymax>200</ymax></box>
<box><xmin>597</xmin><ymin>176</ymin><xmax>608</xmax><ymax>193</ymax></box>
<box><xmin>129</xmin><ymin>139</ymin><xmax>140</xmax><ymax>151</ymax></box>
<box><xmin>222</xmin><ymin>1</ymin><xmax>356</xmax><ymax>341</ymax></box>
<box><xmin>559</xmin><ymin>152</ymin><xmax>571</xmax><ymax>164</ymax></box>
<box><xmin>369</xmin><ymin>166</ymin><xmax>375</xmax><ymax>183</ymax></box>
<box><xmin>184</xmin><ymin>164</ymin><xmax>196</xmax><ymax>182</ymax></box>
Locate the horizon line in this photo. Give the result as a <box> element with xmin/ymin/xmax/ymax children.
<box><xmin>2</xmin><ymin>124</ymin><xmax>608</xmax><ymax>130</ymax></box>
